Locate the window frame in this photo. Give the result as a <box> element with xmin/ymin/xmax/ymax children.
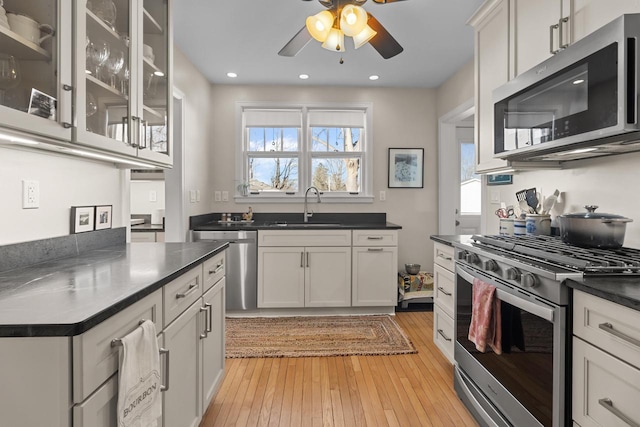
<box><xmin>235</xmin><ymin>101</ymin><xmax>374</xmax><ymax>203</ymax></box>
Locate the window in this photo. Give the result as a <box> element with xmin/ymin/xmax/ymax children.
<box><xmin>237</xmin><ymin>103</ymin><xmax>372</xmax><ymax>202</ymax></box>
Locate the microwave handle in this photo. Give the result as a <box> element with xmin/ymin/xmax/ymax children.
<box><xmin>457</xmin><ymin>265</ymin><xmax>555</xmax><ymax>322</ymax></box>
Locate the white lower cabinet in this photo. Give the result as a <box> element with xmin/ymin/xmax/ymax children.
<box><xmin>73</xmin><ymin>374</ymin><xmax>118</xmax><ymax>427</ymax></box>
<box><xmin>306</xmin><ymin>247</ymin><xmax>351</xmax><ymax>307</ymax></box>
<box><xmin>201</xmin><ymin>278</ymin><xmax>226</xmax><ymax>408</ymax></box>
<box><xmin>258</xmin><ymin>246</ymin><xmax>306</xmax><ymax>308</ymax></box>
<box><xmin>163</xmin><ymin>300</ymin><xmax>202</xmax><ymax>427</ymax></box>
<box><xmin>351</xmin><ymin>246</ymin><xmax>397</xmax><ymax>306</ymax></box>
<box><xmin>432</xmin><ymin>242</ymin><xmax>455</xmax><ymax>363</ymax></box>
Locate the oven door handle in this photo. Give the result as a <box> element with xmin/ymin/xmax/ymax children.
<box><xmin>457</xmin><ymin>265</ymin><xmax>555</xmax><ymax>322</ymax></box>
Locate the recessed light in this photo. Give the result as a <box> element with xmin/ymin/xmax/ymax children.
<box><xmin>572</xmin><ymin>79</ymin><xmax>585</xmax><ymax>85</ymax></box>
<box><xmin>226</xmin><ymin>72</ymin><xmax>238</xmax><ymax>78</ymax></box>
<box><xmin>153</xmin><ymin>71</ymin><xmax>164</xmax><ymax>77</ymax></box>
<box><xmin>299</xmin><ymin>74</ymin><xmax>309</xmax><ymax>80</ymax></box>
<box><xmin>369</xmin><ymin>75</ymin><xmax>379</xmax><ymax>81</ymax></box>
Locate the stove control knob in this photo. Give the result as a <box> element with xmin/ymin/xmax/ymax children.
<box><xmin>482</xmin><ymin>259</ymin><xmax>498</xmax><ymax>272</ymax></box>
<box><xmin>457</xmin><ymin>250</ymin><xmax>468</xmax><ymax>261</ymax></box>
<box><xmin>521</xmin><ymin>272</ymin><xmax>538</xmax><ymax>288</ymax></box>
<box><xmin>465</xmin><ymin>253</ymin><xmax>480</xmax><ymax>264</ymax></box>
<box><xmin>505</xmin><ymin>267</ymin><xmax>521</xmax><ymax>281</ymax></box>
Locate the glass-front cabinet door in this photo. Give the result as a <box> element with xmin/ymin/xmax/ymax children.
<box><xmin>75</xmin><ymin>0</ymin><xmax>136</xmax><ymax>157</ymax></box>
<box><xmin>74</xmin><ymin>0</ymin><xmax>172</xmax><ymax>166</ymax></box>
<box><xmin>0</xmin><ymin>0</ymin><xmax>72</xmax><ymax>142</ymax></box>
<box><xmin>137</xmin><ymin>0</ymin><xmax>172</xmax><ymax>165</ymax></box>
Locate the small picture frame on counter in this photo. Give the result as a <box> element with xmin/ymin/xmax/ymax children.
<box><xmin>71</xmin><ymin>206</ymin><xmax>95</xmax><ymax>234</ymax></box>
<box><xmin>95</xmin><ymin>205</ymin><xmax>113</xmax><ymax>230</ymax></box>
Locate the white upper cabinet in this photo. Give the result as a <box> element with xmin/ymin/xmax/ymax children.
<box><xmin>74</xmin><ymin>0</ymin><xmax>172</xmax><ymax>166</ymax></box>
<box><xmin>469</xmin><ymin>0</ymin><xmax>511</xmax><ymax>173</ymax></box>
<box><xmin>0</xmin><ymin>0</ymin><xmax>73</xmax><ymax>142</ymax></box>
<box><xmin>571</xmin><ymin>0</ymin><xmax>640</xmax><ymax>43</ymax></box>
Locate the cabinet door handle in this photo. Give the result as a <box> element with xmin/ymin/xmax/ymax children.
<box><xmin>176</xmin><ymin>280</ymin><xmax>199</xmax><ymax>299</ymax></box>
<box><xmin>437</xmin><ymin>253</ymin><xmax>452</xmax><ymax>261</ymax></box>
<box><xmin>559</xmin><ymin>16</ymin><xmax>570</xmax><ymax>50</ymax></box>
<box><xmin>306</xmin><ymin>252</ymin><xmax>310</xmax><ymax>268</ymax></box>
<box><xmin>300</xmin><ymin>251</ymin><xmax>304</xmax><ymax>268</ymax></box>
<box><xmin>598</xmin><ymin>322</ymin><xmax>640</xmax><ymax>348</ymax></box>
<box><xmin>205</xmin><ymin>302</ymin><xmax>213</xmax><ymax>333</ymax></box>
<box><xmin>199</xmin><ymin>306</ymin><xmax>208</xmax><ymax>339</ymax></box>
<box><xmin>437</xmin><ymin>286</ymin><xmax>452</xmax><ymax>296</ymax></box>
<box><xmin>367</xmin><ymin>236</ymin><xmax>383</xmax><ymax>240</ymax></box>
<box><xmin>159</xmin><ymin>348</ymin><xmax>170</xmax><ymax>392</ymax></box>
<box><xmin>367</xmin><ymin>248</ymin><xmax>383</xmax><ymax>252</ymax></box>
<box><xmin>139</xmin><ymin>119</ymin><xmax>148</xmax><ymax>149</ymax></box>
<box><xmin>549</xmin><ymin>22</ymin><xmax>560</xmax><ymax>54</ymax></box>
<box><xmin>598</xmin><ymin>398</ymin><xmax>639</xmax><ymax>427</ymax></box>
<box><xmin>437</xmin><ymin>329</ymin><xmax>452</xmax><ymax>342</ymax></box>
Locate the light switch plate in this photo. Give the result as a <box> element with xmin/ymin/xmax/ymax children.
<box><xmin>222</xmin><ymin>191</ymin><xmax>229</xmax><ymax>202</ymax></box>
<box><xmin>189</xmin><ymin>190</ymin><xmax>196</xmax><ymax>203</ymax></box>
<box><xmin>149</xmin><ymin>190</ymin><xmax>157</xmax><ymax>202</ymax></box>
<box><xmin>379</xmin><ymin>190</ymin><xmax>386</xmax><ymax>201</ymax></box>
<box><xmin>490</xmin><ymin>190</ymin><xmax>500</xmax><ymax>204</ymax></box>
<box><xmin>214</xmin><ymin>191</ymin><xmax>221</xmax><ymax>202</ymax></box>
<box><xmin>196</xmin><ymin>190</ymin><xmax>201</xmax><ymax>202</ymax></box>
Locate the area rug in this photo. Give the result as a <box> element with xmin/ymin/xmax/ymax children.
<box><xmin>225</xmin><ymin>315</ymin><xmax>417</xmax><ymax>359</ymax></box>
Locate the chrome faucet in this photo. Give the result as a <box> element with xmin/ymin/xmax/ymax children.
<box><xmin>303</xmin><ymin>186</ymin><xmax>321</xmax><ymax>222</ymax></box>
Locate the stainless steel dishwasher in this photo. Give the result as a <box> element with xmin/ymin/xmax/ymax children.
<box><xmin>193</xmin><ymin>230</ymin><xmax>257</xmax><ymax>311</ymax></box>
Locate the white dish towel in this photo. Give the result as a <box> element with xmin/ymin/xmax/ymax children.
<box><xmin>117</xmin><ymin>320</ymin><xmax>162</xmax><ymax>427</ymax></box>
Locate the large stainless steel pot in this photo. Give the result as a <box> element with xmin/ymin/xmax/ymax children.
<box><xmin>558</xmin><ymin>205</ymin><xmax>633</xmax><ymax>248</ymax></box>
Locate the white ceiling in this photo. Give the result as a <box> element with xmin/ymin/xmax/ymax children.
<box><xmin>173</xmin><ymin>0</ymin><xmax>484</xmax><ymax>88</ymax></box>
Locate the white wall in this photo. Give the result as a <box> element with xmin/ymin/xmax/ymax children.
<box><xmin>209</xmin><ymin>84</ymin><xmax>438</xmax><ymax>271</ymax></box>
<box><xmin>0</xmin><ymin>146</ymin><xmax>124</xmax><ymax>245</ymax></box>
<box><xmin>131</xmin><ymin>181</ymin><xmax>165</xmax><ymax>215</ymax></box>
<box><xmin>436</xmin><ymin>60</ymin><xmax>474</xmax><ymax>118</ymax></box>
<box><xmin>483</xmin><ymin>152</ymin><xmax>640</xmax><ymax>248</ymax></box>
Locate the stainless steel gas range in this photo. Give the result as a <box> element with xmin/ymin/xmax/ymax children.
<box><xmin>452</xmin><ymin>235</ymin><xmax>640</xmax><ymax>427</ymax></box>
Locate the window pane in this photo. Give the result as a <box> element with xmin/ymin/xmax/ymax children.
<box><xmin>249</xmin><ymin>157</ymin><xmax>298</xmax><ymax>192</ymax></box>
<box><xmin>248</xmin><ymin>127</ymin><xmax>299</xmax><ymax>152</ymax></box>
<box><xmin>311</xmin><ymin>158</ymin><xmax>360</xmax><ymax>192</ymax></box>
<box><xmin>460</xmin><ymin>142</ymin><xmax>481</xmax><ymax>214</ymax></box>
<box><xmin>311</xmin><ymin>127</ymin><xmax>362</xmax><ymax>153</ymax></box>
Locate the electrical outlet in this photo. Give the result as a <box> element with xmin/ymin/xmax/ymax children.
<box><xmin>214</xmin><ymin>191</ymin><xmax>221</xmax><ymax>202</ymax></box>
<box><xmin>379</xmin><ymin>190</ymin><xmax>386</xmax><ymax>201</ymax></box>
<box><xmin>490</xmin><ymin>190</ymin><xmax>501</xmax><ymax>204</ymax></box>
<box><xmin>22</xmin><ymin>180</ymin><xmax>39</xmax><ymax>209</ymax></box>
<box><xmin>222</xmin><ymin>191</ymin><xmax>229</xmax><ymax>202</ymax></box>
<box><xmin>149</xmin><ymin>190</ymin><xmax>157</xmax><ymax>202</ymax></box>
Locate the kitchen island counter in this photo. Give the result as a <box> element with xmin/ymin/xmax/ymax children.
<box><xmin>0</xmin><ymin>241</ymin><xmax>228</xmax><ymax>337</ymax></box>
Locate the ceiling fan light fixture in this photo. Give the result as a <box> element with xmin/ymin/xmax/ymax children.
<box><xmin>306</xmin><ymin>10</ymin><xmax>334</xmax><ymax>42</ymax></box>
<box><xmin>340</xmin><ymin>5</ymin><xmax>368</xmax><ymax>37</ymax></box>
<box><xmin>352</xmin><ymin>24</ymin><xmax>377</xmax><ymax>49</ymax></box>
<box><xmin>322</xmin><ymin>27</ymin><xmax>345</xmax><ymax>52</ymax></box>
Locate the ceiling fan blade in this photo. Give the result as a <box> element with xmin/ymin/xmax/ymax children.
<box><xmin>367</xmin><ymin>14</ymin><xmax>403</xmax><ymax>59</ymax></box>
<box><xmin>278</xmin><ymin>26</ymin><xmax>313</xmax><ymax>57</ymax></box>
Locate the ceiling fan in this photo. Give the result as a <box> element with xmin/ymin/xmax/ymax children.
<box><xmin>278</xmin><ymin>0</ymin><xmax>406</xmax><ymax>60</ymax></box>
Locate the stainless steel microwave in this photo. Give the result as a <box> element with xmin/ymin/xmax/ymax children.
<box><xmin>493</xmin><ymin>14</ymin><xmax>640</xmax><ymax>162</ymax></box>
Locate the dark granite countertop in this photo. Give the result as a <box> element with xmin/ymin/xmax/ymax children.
<box><xmin>190</xmin><ymin>212</ymin><xmax>402</xmax><ymax>231</ymax></box>
<box><xmin>566</xmin><ymin>277</ymin><xmax>640</xmax><ymax>312</ymax></box>
<box><xmin>131</xmin><ymin>223</ymin><xmax>165</xmax><ymax>232</ymax></box>
<box><xmin>430</xmin><ymin>235</ymin><xmax>473</xmax><ymax>247</ymax></box>
<box><xmin>0</xmin><ymin>241</ymin><xmax>228</xmax><ymax>337</ymax></box>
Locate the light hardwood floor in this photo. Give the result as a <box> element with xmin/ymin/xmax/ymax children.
<box><xmin>200</xmin><ymin>311</ymin><xmax>478</xmax><ymax>427</ymax></box>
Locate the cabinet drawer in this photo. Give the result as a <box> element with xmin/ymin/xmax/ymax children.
<box><xmin>433</xmin><ymin>242</ymin><xmax>455</xmax><ymax>271</ymax></box>
<box><xmin>433</xmin><ymin>305</ymin><xmax>454</xmax><ymax>364</ymax></box>
<box><xmin>352</xmin><ymin>230</ymin><xmax>398</xmax><ymax>246</ymax></box>
<box><xmin>164</xmin><ymin>266</ymin><xmax>203</xmax><ymax>327</ymax></box>
<box><xmin>574</xmin><ymin>290</ymin><xmax>640</xmax><ymax>370</ymax></box>
<box><xmin>72</xmin><ymin>289</ymin><xmax>163</xmax><ymax>403</ymax></box>
<box><xmin>203</xmin><ymin>251</ymin><xmax>225</xmax><ymax>293</ymax></box>
<box><xmin>573</xmin><ymin>338</ymin><xmax>640</xmax><ymax>427</ymax></box>
<box><xmin>72</xmin><ymin>374</ymin><xmax>118</xmax><ymax>427</ymax></box>
<box><xmin>433</xmin><ymin>264</ymin><xmax>455</xmax><ymax>318</ymax></box>
<box><xmin>258</xmin><ymin>229</ymin><xmax>351</xmax><ymax>247</ymax></box>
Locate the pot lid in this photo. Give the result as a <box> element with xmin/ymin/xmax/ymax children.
<box><xmin>560</xmin><ymin>205</ymin><xmax>630</xmax><ymax>220</ymax></box>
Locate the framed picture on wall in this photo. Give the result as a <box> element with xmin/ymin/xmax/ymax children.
<box><xmin>487</xmin><ymin>174</ymin><xmax>513</xmax><ymax>186</ymax></box>
<box><xmin>95</xmin><ymin>205</ymin><xmax>113</xmax><ymax>230</ymax></box>
<box><xmin>70</xmin><ymin>206</ymin><xmax>95</xmax><ymax>234</ymax></box>
<box><xmin>388</xmin><ymin>148</ymin><xmax>424</xmax><ymax>188</ymax></box>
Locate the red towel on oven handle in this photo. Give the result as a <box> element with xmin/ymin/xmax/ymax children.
<box><xmin>468</xmin><ymin>278</ymin><xmax>502</xmax><ymax>355</ymax></box>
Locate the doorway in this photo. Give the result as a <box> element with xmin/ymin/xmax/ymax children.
<box><xmin>438</xmin><ymin>99</ymin><xmax>481</xmax><ymax>235</ymax></box>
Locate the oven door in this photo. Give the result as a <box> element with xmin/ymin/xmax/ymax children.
<box><xmin>454</xmin><ymin>263</ymin><xmax>567</xmax><ymax>427</ymax></box>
